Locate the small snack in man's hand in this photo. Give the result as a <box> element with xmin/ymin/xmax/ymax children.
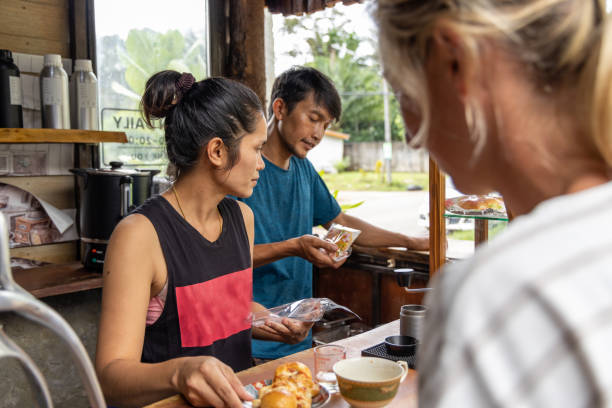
<box><xmin>323</xmin><ymin>223</ymin><xmax>361</xmax><ymax>262</ymax></box>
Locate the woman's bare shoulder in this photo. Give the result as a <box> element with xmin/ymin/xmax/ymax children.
<box><xmin>111</xmin><ymin>213</ymin><xmax>156</xmax><ymax>240</ymax></box>
<box><xmin>235</xmin><ymin>200</ymin><xmax>254</xmax><ymax>220</ymax></box>
<box><xmin>104</xmin><ymin>213</ymin><xmax>162</xmax><ymax>277</ymax></box>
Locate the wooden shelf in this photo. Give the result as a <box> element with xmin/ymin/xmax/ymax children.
<box><xmin>13</xmin><ymin>262</ymin><xmax>102</xmax><ymax>298</ymax></box>
<box><xmin>0</xmin><ymin>128</ymin><xmax>127</xmax><ymax>144</ymax></box>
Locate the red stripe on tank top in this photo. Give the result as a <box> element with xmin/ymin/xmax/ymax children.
<box><xmin>175</xmin><ymin>267</ymin><xmax>253</xmax><ymax>348</ymax></box>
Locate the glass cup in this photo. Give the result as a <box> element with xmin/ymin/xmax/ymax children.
<box><xmin>314</xmin><ymin>344</ymin><xmax>346</xmax><ymax>392</ymax></box>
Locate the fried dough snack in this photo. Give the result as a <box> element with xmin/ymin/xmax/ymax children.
<box><xmin>253</xmin><ymin>362</ymin><xmax>320</xmax><ymax>408</ymax></box>
<box><xmin>457</xmin><ymin>196</ymin><xmax>504</xmax><ymax>211</ymax></box>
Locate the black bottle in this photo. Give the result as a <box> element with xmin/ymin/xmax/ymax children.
<box><xmin>0</xmin><ymin>49</ymin><xmax>23</xmax><ymax>128</ymax></box>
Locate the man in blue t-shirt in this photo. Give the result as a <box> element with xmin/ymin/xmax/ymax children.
<box><xmin>238</xmin><ymin>67</ymin><xmax>429</xmax><ymax>360</ymax></box>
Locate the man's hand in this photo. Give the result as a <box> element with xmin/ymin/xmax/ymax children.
<box><xmin>406</xmin><ymin>236</ymin><xmax>430</xmax><ymax>251</ymax></box>
<box><xmin>291</xmin><ymin>235</ymin><xmax>347</xmax><ymax>269</ymax></box>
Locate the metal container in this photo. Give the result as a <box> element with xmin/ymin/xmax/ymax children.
<box><xmin>313</xmin><ymin>310</ymin><xmax>358</xmax><ymax>345</ymax></box>
<box><xmin>0</xmin><ymin>49</ymin><xmax>23</xmax><ymax>128</ymax></box>
<box><xmin>399</xmin><ymin>304</ymin><xmax>427</xmax><ymax>341</ymax></box>
<box><xmin>70</xmin><ymin>59</ymin><xmax>99</xmax><ymax>130</ymax></box>
<box><xmin>70</xmin><ymin>161</ymin><xmax>159</xmax><ymax>271</ymax></box>
<box><xmin>40</xmin><ymin>54</ymin><xmax>70</xmax><ymax>129</ymax></box>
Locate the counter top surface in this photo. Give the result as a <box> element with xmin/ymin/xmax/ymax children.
<box><xmin>145</xmin><ymin>320</ymin><xmax>417</xmax><ymax>408</ymax></box>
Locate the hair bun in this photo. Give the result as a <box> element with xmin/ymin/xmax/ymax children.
<box><xmin>141</xmin><ymin>70</ymin><xmax>184</xmax><ymax>126</ymax></box>
<box><xmin>176</xmin><ymin>73</ymin><xmax>196</xmax><ymax>94</ymax></box>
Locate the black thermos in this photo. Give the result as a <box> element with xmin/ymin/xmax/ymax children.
<box><xmin>0</xmin><ymin>49</ymin><xmax>23</xmax><ymax>128</ymax></box>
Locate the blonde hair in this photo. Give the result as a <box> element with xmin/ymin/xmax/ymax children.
<box><xmin>375</xmin><ymin>0</ymin><xmax>612</xmax><ymax>166</ymax></box>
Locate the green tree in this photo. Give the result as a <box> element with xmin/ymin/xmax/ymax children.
<box><xmin>118</xmin><ymin>29</ymin><xmax>207</xmax><ymax>105</ymax></box>
<box><xmin>281</xmin><ymin>9</ymin><xmax>405</xmax><ymax>142</ymax></box>
<box><xmin>98</xmin><ymin>28</ymin><xmax>207</xmax><ymax>109</ymax></box>
<box><xmin>97</xmin><ymin>28</ymin><xmax>207</xmax><ymax>168</ymax></box>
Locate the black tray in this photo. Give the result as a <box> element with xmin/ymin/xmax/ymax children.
<box><xmin>361</xmin><ymin>342</ymin><xmax>417</xmax><ymax>369</ymax></box>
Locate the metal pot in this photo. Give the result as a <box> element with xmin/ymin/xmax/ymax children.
<box><xmin>70</xmin><ymin>162</ymin><xmax>159</xmax><ymax>271</ymax></box>
<box><xmin>70</xmin><ymin>161</ymin><xmax>159</xmax><ymax>241</ymax></box>
<box><xmin>70</xmin><ymin>166</ymin><xmax>131</xmax><ymax>242</ymax></box>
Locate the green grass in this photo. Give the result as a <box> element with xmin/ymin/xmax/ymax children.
<box><xmin>320</xmin><ymin>171</ymin><xmax>428</xmax><ymax>192</ymax></box>
<box><xmin>448</xmin><ymin>221</ymin><xmax>508</xmax><ymax>241</ymax></box>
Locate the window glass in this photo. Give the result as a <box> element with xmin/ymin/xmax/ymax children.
<box><xmin>269</xmin><ymin>4</ymin><xmax>431</xmax><ymax>245</ymax></box>
<box><xmin>269</xmin><ymin>3</ymin><xmax>509</xmax><ymax>258</ymax></box>
<box><xmin>94</xmin><ymin>0</ymin><xmax>208</xmax><ymax>170</ymax></box>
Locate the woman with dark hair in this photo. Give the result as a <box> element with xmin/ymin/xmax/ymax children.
<box><xmin>95</xmin><ymin>71</ymin><xmax>310</xmax><ymax>407</ymax></box>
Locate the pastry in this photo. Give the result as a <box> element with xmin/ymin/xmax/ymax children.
<box><xmin>254</xmin><ymin>362</ymin><xmax>319</xmax><ymax>408</ymax></box>
<box><xmin>454</xmin><ymin>196</ymin><xmax>504</xmax><ymax>211</ymax></box>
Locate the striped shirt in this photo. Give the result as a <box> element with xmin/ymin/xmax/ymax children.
<box><xmin>419</xmin><ymin>181</ymin><xmax>612</xmax><ymax>408</ymax></box>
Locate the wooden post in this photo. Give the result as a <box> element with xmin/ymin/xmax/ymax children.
<box><xmin>208</xmin><ymin>0</ymin><xmax>227</xmax><ymax>77</ymax></box>
<box><xmin>474</xmin><ymin>219</ymin><xmax>488</xmax><ymax>247</ymax></box>
<box><xmin>429</xmin><ymin>158</ymin><xmax>446</xmax><ymax>276</ymax></box>
<box><xmin>227</xmin><ymin>0</ymin><xmax>267</xmax><ymax>107</ymax></box>
<box><xmin>68</xmin><ymin>0</ymin><xmax>89</xmax><ymax>60</ymax></box>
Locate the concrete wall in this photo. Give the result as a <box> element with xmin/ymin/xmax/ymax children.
<box><xmin>0</xmin><ymin>289</ymin><xmax>101</xmax><ymax>408</ymax></box>
<box><xmin>308</xmin><ymin>137</ymin><xmax>345</xmax><ymax>173</ymax></box>
<box><xmin>344</xmin><ymin>142</ymin><xmax>429</xmax><ymax>172</ymax></box>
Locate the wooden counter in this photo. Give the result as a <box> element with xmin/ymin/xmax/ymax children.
<box><xmin>146</xmin><ymin>320</ymin><xmax>417</xmax><ymax>408</ymax></box>
<box><xmin>13</xmin><ymin>261</ymin><xmax>102</xmax><ymax>298</ymax></box>
<box><xmin>315</xmin><ymin>247</ymin><xmax>430</xmax><ymax>328</ymax></box>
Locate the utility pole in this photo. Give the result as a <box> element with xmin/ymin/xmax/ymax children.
<box><xmin>382</xmin><ymin>79</ymin><xmax>392</xmax><ymax>184</ymax></box>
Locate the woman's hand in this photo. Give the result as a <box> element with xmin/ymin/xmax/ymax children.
<box><xmin>173</xmin><ymin>356</ymin><xmax>253</xmax><ymax>408</ymax></box>
<box><xmin>254</xmin><ymin>317</ymin><xmax>315</xmax><ymax>344</ymax></box>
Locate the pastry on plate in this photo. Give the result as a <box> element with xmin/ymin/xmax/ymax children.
<box><xmin>446</xmin><ymin>195</ymin><xmax>505</xmax><ymax>213</ymax></box>
<box><xmin>253</xmin><ymin>362</ymin><xmax>319</xmax><ymax>408</ymax></box>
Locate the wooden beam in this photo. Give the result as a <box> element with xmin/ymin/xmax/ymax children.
<box><xmin>0</xmin><ymin>33</ymin><xmax>70</xmax><ymax>57</ymax></box>
<box><xmin>208</xmin><ymin>0</ymin><xmax>228</xmax><ymax>77</ymax></box>
<box><xmin>11</xmin><ymin>242</ymin><xmax>79</xmax><ymax>265</ymax></box>
<box><xmin>428</xmin><ymin>158</ymin><xmax>446</xmax><ymax>276</ymax></box>
<box><xmin>0</xmin><ymin>128</ymin><xmax>127</xmax><ymax>144</ymax></box>
<box><xmin>12</xmin><ymin>261</ymin><xmax>102</xmax><ymax>298</ymax></box>
<box><xmin>0</xmin><ymin>0</ymin><xmax>71</xmax><ymax>57</ymax></box>
<box><xmin>474</xmin><ymin>219</ymin><xmax>488</xmax><ymax>247</ymax></box>
<box><xmin>68</xmin><ymin>0</ymin><xmax>89</xmax><ymax>60</ymax></box>
<box><xmin>227</xmin><ymin>0</ymin><xmax>267</xmax><ymax>106</ymax></box>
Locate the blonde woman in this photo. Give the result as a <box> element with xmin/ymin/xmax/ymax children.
<box><xmin>374</xmin><ymin>1</ymin><xmax>612</xmax><ymax>406</ymax></box>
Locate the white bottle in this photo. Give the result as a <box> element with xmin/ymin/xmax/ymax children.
<box><xmin>40</xmin><ymin>54</ymin><xmax>70</xmax><ymax>129</ymax></box>
<box><xmin>70</xmin><ymin>59</ymin><xmax>99</xmax><ymax>130</ymax></box>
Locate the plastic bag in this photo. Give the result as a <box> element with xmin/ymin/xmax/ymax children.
<box><xmin>251</xmin><ymin>298</ymin><xmax>360</xmax><ymax>327</ymax></box>
<box><xmin>323</xmin><ymin>223</ymin><xmax>361</xmax><ymax>262</ymax></box>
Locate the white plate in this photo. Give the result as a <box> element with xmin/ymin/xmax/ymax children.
<box><xmin>242</xmin><ymin>379</ymin><xmax>331</xmax><ymax>408</ymax></box>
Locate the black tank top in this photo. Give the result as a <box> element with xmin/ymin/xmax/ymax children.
<box><xmin>134</xmin><ymin>195</ymin><xmax>253</xmax><ymax>371</ymax></box>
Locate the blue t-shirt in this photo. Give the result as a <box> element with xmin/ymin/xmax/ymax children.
<box><xmin>237</xmin><ymin>156</ymin><xmax>341</xmax><ymax>359</ymax></box>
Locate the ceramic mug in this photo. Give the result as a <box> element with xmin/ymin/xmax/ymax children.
<box><xmin>333</xmin><ymin>357</ymin><xmax>408</xmax><ymax>408</ymax></box>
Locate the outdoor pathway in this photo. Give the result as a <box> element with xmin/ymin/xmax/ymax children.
<box><xmin>334</xmin><ymin>190</ymin><xmax>474</xmax><ymax>259</ymax></box>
